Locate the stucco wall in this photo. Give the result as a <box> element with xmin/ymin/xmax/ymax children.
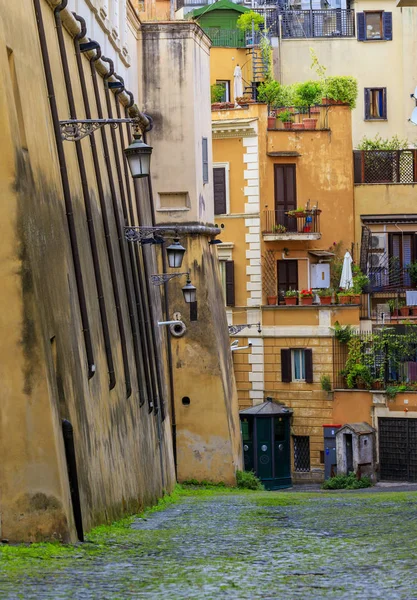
<box><xmin>275</xmin><ymin>1</ymin><xmax>417</xmax><ymax>146</ymax></box>
<box><xmin>0</xmin><ymin>0</ymin><xmax>175</xmax><ymax>542</ymax></box>
<box><xmin>141</xmin><ymin>22</ymin><xmax>214</xmax><ymax>225</ymax></box>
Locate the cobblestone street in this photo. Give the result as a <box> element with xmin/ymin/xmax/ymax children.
<box><xmin>2</xmin><ymin>488</ymin><xmax>417</xmax><ymax>599</ymax></box>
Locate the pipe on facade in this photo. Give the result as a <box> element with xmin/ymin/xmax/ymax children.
<box><xmin>113</xmin><ymin>76</ymin><xmax>162</xmax><ymax>416</ymax></box>
<box><xmin>89</xmin><ymin>49</ymin><xmax>132</xmax><ymax>399</ymax></box>
<box><xmin>100</xmin><ymin>56</ymin><xmax>152</xmax><ymax>410</ymax></box>
<box><xmin>62</xmin><ymin>419</ymin><xmax>84</xmax><ymax>541</ymax></box>
<box><xmin>54</xmin><ymin>11</ymin><xmax>116</xmax><ymax>390</ymax></box>
<box><xmin>33</xmin><ymin>0</ymin><xmax>95</xmax><ymax>379</ymax></box>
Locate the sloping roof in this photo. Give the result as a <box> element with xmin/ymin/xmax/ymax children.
<box><xmin>336</xmin><ymin>422</ymin><xmax>375</xmax><ymax>435</ymax></box>
<box><xmin>240</xmin><ymin>401</ymin><xmax>293</xmax><ymax>416</ymax></box>
<box><xmin>192</xmin><ymin>0</ymin><xmax>249</xmax><ymax>18</ymax></box>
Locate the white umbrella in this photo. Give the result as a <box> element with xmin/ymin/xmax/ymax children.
<box><xmin>233</xmin><ymin>65</ymin><xmax>243</xmax><ymax>104</ymax></box>
<box><xmin>340</xmin><ymin>251</ymin><xmax>353</xmax><ymax>289</ymax></box>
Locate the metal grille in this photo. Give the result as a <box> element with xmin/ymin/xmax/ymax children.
<box><xmin>280</xmin><ymin>9</ymin><xmax>355</xmax><ymax>39</ymax></box>
<box><xmin>379</xmin><ymin>418</ymin><xmax>417</xmax><ymax>482</ymax></box>
<box><xmin>354</xmin><ymin>150</ymin><xmax>417</xmax><ymax>184</ymax></box>
<box><xmin>202</xmin><ymin>28</ymin><xmax>246</xmax><ymax>48</ymax></box>
<box><xmin>293</xmin><ymin>436</ymin><xmax>310</xmax><ymax>472</ymax></box>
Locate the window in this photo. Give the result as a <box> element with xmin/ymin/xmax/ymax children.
<box><xmin>219</xmin><ymin>260</ymin><xmax>235</xmax><ymax>306</ymax></box>
<box><xmin>357</xmin><ymin>12</ymin><xmax>392</xmax><ymax>41</ymax></box>
<box><xmin>292</xmin><ymin>349</ymin><xmax>305</xmax><ymax>381</ymax></box>
<box><xmin>281</xmin><ymin>348</ymin><xmax>313</xmax><ymax>383</ymax></box>
<box><xmin>293</xmin><ymin>436</ymin><xmax>310</xmax><ymax>472</ymax></box>
<box><xmin>213</xmin><ymin>163</ymin><xmax>229</xmax><ymax>214</ymax></box>
<box><xmin>216</xmin><ymin>80</ymin><xmax>230</xmax><ymax>102</ymax></box>
<box><xmin>364</xmin><ymin>88</ymin><xmax>387</xmax><ymax>120</ymax></box>
<box><xmin>202</xmin><ymin>137</ymin><xmax>209</xmax><ymax>184</ymax></box>
<box><xmin>277</xmin><ymin>260</ymin><xmax>298</xmax><ymax>303</ymax></box>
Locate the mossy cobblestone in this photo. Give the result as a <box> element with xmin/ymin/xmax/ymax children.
<box><xmin>1</xmin><ymin>488</ymin><xmax>417</xmax><ymax>598</ymax></box>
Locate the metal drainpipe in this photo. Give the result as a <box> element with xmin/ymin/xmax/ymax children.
<box><xmin>54</xmin><ymin>10</ymin><xmax>116</xmax><ymax>390</ymax></box>
<box><xmin>33</xmin><ymin>0</ymin><xmax>95</xmax><ymax>379</ymax></box>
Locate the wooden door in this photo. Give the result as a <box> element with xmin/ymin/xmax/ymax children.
<box><xmin>277</xmin><ymin>260</ymin><xmax>298</xmax><ymax>302</ymax></box>
<box><xmin>274</xmin><ymin>164</ymin><xmax>297</xmax><ymax>231</ymax></box>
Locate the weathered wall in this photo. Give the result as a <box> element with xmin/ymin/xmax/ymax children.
<box><xmin>0</xmin><ymin>0</ymin><xmax>175</xmax><ymax>542</ymax></box>
<box><xmin>210</xmin><ymin>47</ymin><xmax>251</xmax><ymax>103</ymax></box>
<box><xmin>275</xmin><ymin>1</ymin><xmax>417</xmax><ymax>146</ymax></box>
<box><xmin>168</xmin><ymin>236</ymin><xmax>243</xmax><ymax>484</ymax></box>
<box><xmin>141</xmin><ymin>22</ymin><xmax>213</xmax><ymax>224</ymax></box>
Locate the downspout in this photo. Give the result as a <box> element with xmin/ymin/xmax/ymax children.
<box><xmin>33</xmin><ymin>0</ymin><xmax>95</xmax><ymax>378</ymax></box>
<box><xmin>281</xmin><ymin>252</ymin><xmax>310</xmax><ymax>289</ymax></box>
<box><xmin>278</xmin><ymin>14</ymin><xmax>283</xmax><ymax>84</ymax></box>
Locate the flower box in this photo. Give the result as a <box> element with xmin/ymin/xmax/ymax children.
<box><xmin>320</xmin><ymin>296</ymin><xmax>332</xmax><ymax>305</ymax></box>
<box><xmin>300</xmin><ymin>297</ymin><xmax>313</xmax><ymax>306</ymax></box>
<box><xmin>285</xmin><ymin>297</ymin><xmax>297</xmax><ymax>306</ymax></box>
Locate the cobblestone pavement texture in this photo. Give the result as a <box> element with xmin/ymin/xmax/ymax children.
<box><xmin>2</xmin><ymin>488</ymin><xmax>417</xmax><ymax>599</ymax></box>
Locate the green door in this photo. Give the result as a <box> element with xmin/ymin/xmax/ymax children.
<box><xmin>273</xmin><ymin>416</ymin><xmax>291</xmax><ymax>487</ymax></box>
<box><xmin>256</xmin><ymin>418</ymin><xmax>273</xmax><ymax>480</ymax></box>
<box><xmin>241</xmin><ymin>417</ymin><xmax>254</xmax><ymax>472</ymax></box>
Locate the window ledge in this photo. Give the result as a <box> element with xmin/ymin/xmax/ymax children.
<box><xmin>364</xmin><ymin>118</ymin><xmax>388</xmax><ymax>122</ymax></box>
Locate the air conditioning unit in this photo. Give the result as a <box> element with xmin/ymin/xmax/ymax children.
<box><xmin>370</xmin><ymin>233</ymin><xmax>386</xmax><ymax>251</ymax></box>
<box><xmin>368</xmin><ymin>253</ymin><xmax>385</xmax><ymax>269</ymax></box>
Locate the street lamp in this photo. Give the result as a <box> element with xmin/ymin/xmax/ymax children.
<box><xmin>124</xmin><ymin>133</ymin><xmax>153</xmax><ymax>179</ymax></box>
<box><xmin>150</xmin><ymin>272</ymin><xmax>196</xmax><ymax>304</ymax></box>
<box><xmin>166</xmin><ymin>239</ymin><xmax>186</xmax><ymax>269</ymax></box>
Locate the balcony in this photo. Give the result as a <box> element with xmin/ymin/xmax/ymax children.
<box><xmin>354</xmin><ymin>150</ymin><xmax>417</xmax><ymax>184</ymax></box>
<box><xmin>280</xmin><ymin>9</ymin><xmax>355</xmax><ymax>39</ymax></box>
<box><xmin>176</xmin><ymin>0</ymin><xmax>244</xmax><ymax>9</ymax></box>
<box><xmin>262</xmin><ymin>209</ymin><xmax>321</xmax><ymax>241</ymax></box>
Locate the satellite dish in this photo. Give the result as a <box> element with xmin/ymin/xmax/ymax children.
<box><xmin>410</xmin><ymin>107</ymin><xmax>417</xmax><ymax>126</ymax></box>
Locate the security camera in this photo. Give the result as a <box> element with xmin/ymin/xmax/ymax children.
<box><xmin>248</xmin><ymin>342</ymin><xmax>253</xmax><ymax>347</ymax></box>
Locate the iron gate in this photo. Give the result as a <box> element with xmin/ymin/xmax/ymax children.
<box><xmin>379</xmin><ymin>418</ymin><xmax>417</xmax><ymax>481</ymax></box>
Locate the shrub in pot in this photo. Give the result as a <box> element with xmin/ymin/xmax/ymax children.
<box><xmin>285</xmin><ymin>289</ymin><xmax>298</xmax><ymax>305</ymax></box>
<box><xmin>277</xmin><ymin>109</ymin><xmax>294</xmax><ymax>129</ymax></box>
<box><xmin>322</xmin><ymin>76</ymin><xmax>358</xmax><ymax>109</ymax></box>
<box><xmin>317</xmin><ymin>288</ymin><xmax>333</xmax><ymax>305</ymax></box>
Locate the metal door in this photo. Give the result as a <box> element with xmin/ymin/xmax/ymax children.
<box><xmin>241</xmin><ymin>417</ymin><xmax>254</xmax><ymax>473</ymax></box>
<box><xmin>256</xmin><ymin>418</ymin><xmax>273</xmax><ymax>480</ymax></box>
<box><xmin>379</xmin><ymin>418</ymin><xmax>417</xmax><ymax>481</ymax></box>
<box><xmin>274</xmin><ymin>417</ymin><xmax>291</xmax><ymax>481</ymax></box>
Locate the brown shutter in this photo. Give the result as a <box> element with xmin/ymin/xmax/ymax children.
<box><xmin>225</xmin><ymin>260</ymin><xmax>235</xmax><ymax>306</ymax></box>
<box><xmin>353</xmin><ymin>151</ymin><xmax>362</xmax><ymax>184</ymax></box>
<box><xmin>364</xmin><ymin>88</ymin><xmax>371</xmax><ymax>120</ymax></box>
<box><xmin>274</xmin><ymin>164</ymin><xmax>296</xmax><ymax>231</ymax></box>
<box><xmin>305</xmin><ymin>349</ymin><xmax>313</xmax><ymax>384</ymax></box>
<box><xmin>281</xmin><ymin>348</ymin><xmax>291</xmax><ymax>383</ymax></box>
<box><xmin>213</xmin><ymin>167</ymin><xmax>226</xmax><ymax>214</ymax></box>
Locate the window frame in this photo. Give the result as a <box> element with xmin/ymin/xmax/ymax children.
<box><xmin>202</xmin><ymin>137</ymin><xmax>209</xmax><ymax>184</ymax></box>
<box><xmin>291</xmin><ymin>349</ymin><xmax>306</xmax><ymax>382</ymax></box>
<box><xmin>215</xmin><ymin>80</ymin><xmax>230</xmax><ymax>103</ymax></box>
<box><xmin>364</xmin><ymin>87</ymin><xmax>387</xmax><ymax>121</ymax></box>
<box><xmin>364</xmin><ymin>11</ymin><xmax>383</xmax><ymax>40</ymax></box>
<box><xmin>213</xmin><ymin>162</ymin><xmax>230</xmax><ymax>215</ymax></box>
<box><xmin>293</xmin><ymin>436</ymin><xmax>311</xmax><ymax>472</ymax></box>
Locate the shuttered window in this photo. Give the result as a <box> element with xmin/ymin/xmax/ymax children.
<box><xmin>213</xmin><ymin>167</ymin><xmax>227</xmax><ymax>214</ymax></box>
<box><xmin>202</xmin><ymin>137</ymin><xmax>209</xmax><ymax>184</ymax></box>
<box><xmin>225</xmin><ymin>260</ymin><xmax>235</xmax><ymax>306</ymax></box>
<box><xmin>357</xmin><ymin>12</ymin><xmax>392</xmax><ymax>41</ymax></box>
<box><xmin>281</xmin><ymin>348</ymin><xmax>313</xmax><ymax>383</ymax></box>
<box><xmin>277</xmin><ymin>260</ymin><xmax>298</xmax><ymax>303</ymax></box>
<box><xmin>364</xmin><ymin>88</ymin><xmax>387</xmax><ymax>120</ymax></box>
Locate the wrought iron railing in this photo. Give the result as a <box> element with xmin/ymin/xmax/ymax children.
<box><xmin>354</xmin><ymin>150</ymin><xmax>417</xmax><ymax>184</ymax></box>
<box><xmin>262</xmin><ymin>209</ymin><xmax>320</xmax><ymax>235</ymax></box>
<box><xmin>333</xmin><ymin>330</ymin><xmax>417</xmax><ymax>390</ymax></box>
<box><xmin>280</xmin><ymin>9</ymin><xmax>355</xmax><ymax>38</ymax></box>
<box><xmin>176</xmin><ymin>0</ymin><xmax>244</xmax><ymax>9</ymax></box>
<box><xmin>269</xmin><ymin>105</ymin><xmax>329</xmax><ymax>130</ymax></box>
<box><xmin>202</xmin><ymin>27</ymin><xmax>246</xmax><ymax>47</ymax></box>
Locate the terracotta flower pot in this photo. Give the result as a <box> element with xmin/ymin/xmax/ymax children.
<box><xmin>300</xmin><ymin>297</ymin><xmax>313</xmax><ymax>305</ymax></box>
<box><xmin>310</xmin><ymin>106</ymin><xmax>321</xmax><ymax>114</ymax></box>
<box><xmin>283</xmin><ymin>121</ymin><xmax>293</xmax><ymax>130</ymax></box>
<box><xmin>392</xmin><ymin>309</ymin><xmax>399</xmax><ymax>317</ymax></box>
<box><xmin>267</xmin><ymin>116</ymin><xmax>276</xmax><ymax>129</ymax></box>
<box><xmin>267</xmin><ymin>295</ymin><xmax>278</xmax><ymax>305</ymax></box>
<box><xmin>400</xmin><ymin>306</ymin><xmax>410</xmax><ymax>316</ymax></box>
<box><xmin>320</xmin><ymin>296</ymin><xmax>332</xmax><ymax>305</ymax></box>
<box><xmin>411</xmin><ymin>307</ymin><xmax>417</xmax><ymax>316</ymax></box>
<box><xmin>292</xmin><ymin>123</ymin><xmax>305</xmax><ymax>130</ymax></box>
<box><xmin>285</xmin><ymin>297</ymin><xmax>297</xmax><ymax>305</ymax></box>
<box><xmin>338</xmin><ymin>295</ymin><xmax>351</xmax><ymax>305</ymax></box>
<box><xmin>350</xmin><ymin>295</ymin><xmax>361</xmax><ymax>304</ymax></box>
<box><xmin>303</xmin><ymin>118</ymin><xmax>317</xmax><ymax>130</ymax></box>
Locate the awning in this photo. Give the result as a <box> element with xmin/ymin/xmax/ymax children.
<box><xmin>308</xmin><ymin>250</ymin><xmax>335</xmax><ymax>258</ymax></box>
<box><xmin>361</xmin><ymin>214</ymin><xmax>417</xmax><ymax>225</ymax></box>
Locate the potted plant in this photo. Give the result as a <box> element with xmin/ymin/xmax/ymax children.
<box><xmin>277</xmin><ymin>109</ymin><xmax>294</xmax><ymax>130</ymax></box>
<box><xmin>411</xmin><ymin>305</ymin><xmax>417</xmax><ymax>316</ymax></box>
<box><xmin>300</xmin><ymin>289</ymin><xmax>313</xmax><ymax>306</ymax></box>
<box><xmin>398</xmin><ymin>299</ymin><xmax>409</xmax><ymax>317</ymax></box>
<box><xmin>257</xmin><ymin>80</ymin><xmax>282</xmax><ymax>129</ymax></box>
<box><xmin>322</xmin><ymin>76</ymin><xmax>358</xmax><ymax>109</ymax></box>
<box><xmin>272</xmin><ymin>223</ymin><xmax>287</xmax><ymax>234</ymax></box>
<box><xmin>338</xmin><ymin>289</ymin><xmax>354</xmax><ymax>305</ymax></box>
<box><xmin>285</xmin><ymin>289</ymin><xmax>298</xmax><ymax>306</ymax></box>
<box><xmin>388</xmin><ymin>299</ymin><xmax>399</xmax><ymax>317</ymax></box>
<box><xmin>317</xmin><ymin>288</ymin><xmax>333</xmax><ymax>305</ymax></box>
<box><xmin>346</xmin><ymin>364</ymin><xmax>373</xmax><ymax>390</ymax></box>
<box><xmin>211</xmin><ymin>83</ymin><xmax>224</xmax><ymax>107</ymax></box>
<box><xmin>352</xmin><ymin>268</ymin><xmax>369</xmax><ymax>302</ymax></box>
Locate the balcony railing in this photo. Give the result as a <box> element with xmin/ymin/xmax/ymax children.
<box><xmin>280</xmin><ymin>9</ymin><xmax>355</xmax><ymax>39</ymax></box>
<box><xmin>354</xmin><ymin>150</ymin><xmax>417</xmax><ymax>184</ymax></box>
<box><xmin>269</xmin><ymin>106</ymin><xmax>329</xmax><ymax>130</ymax></box>
<box><xmin>202</xmin><ymin>27</ymin><xmax>246</xmax><ymax>48</ymax></box>
<box><xmin>176</xmin><ymin>0</ymin><xmax>244</xmax><ymax>9</ymax></box>
<box><xmin>262</xmin><ymin>209</ymin><xmax>321</xmax><ymax>237</ymax></box>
